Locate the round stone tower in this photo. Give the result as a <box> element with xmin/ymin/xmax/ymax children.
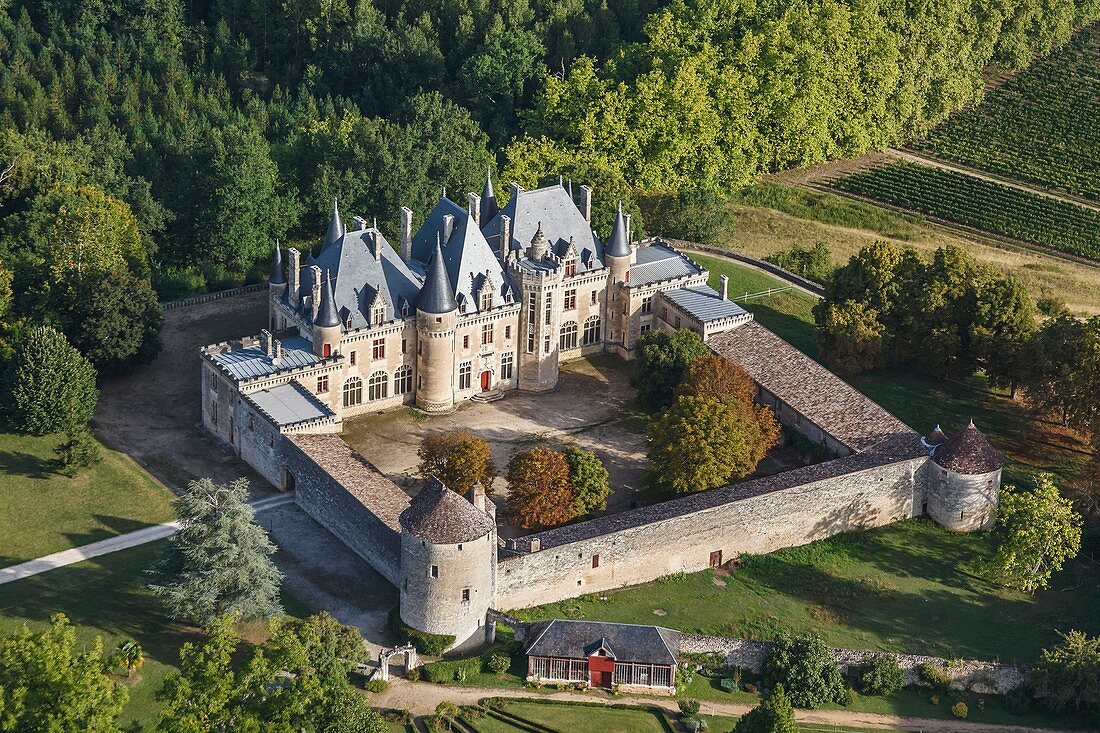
<box><xmin>311</xmin><ymin>270</ymin><xmax>342</xmax><ymax>358</ymax></box>
<box><xmin>399</xmin><ymin>477</ymin><xmax>496</xmax><ymax>649</ymax></box>
<box><xmin>416</xmin><ymin>240</ymin><xmax>459</xmax><ymax>413</ymax></box>
<box><xmin>926</xmin><ymin>420</ymin><xmax>1003</xmax><ymax>531</ymax></box>
<box><xmin>268</xmin><ymin>245</ymin><xmax>286</xmax><ymax>332</ymax></box>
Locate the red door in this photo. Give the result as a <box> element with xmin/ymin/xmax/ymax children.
<box><xmin>480</xmin><ymin>371</ymin><xmax>491</xmax><ymax>391</ymax></box>
<box><xmin>588</xmin><ymin>656</ymin><xmax>615</xmax><ymax>688</ymax></box>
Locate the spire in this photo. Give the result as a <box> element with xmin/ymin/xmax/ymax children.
<box><xmin>480</xmin><ymin>167</ymin><xmax>498</xmax><ymax>226</ymax></box>
<box><xmin>314</xmin><ymin>270</ymin><xmax>341</xmax><ymax>328</ymax></box>
<box><xmin>269</xmin><ymin>244</ymin><xmax>286</xmax><ymax>285</ymax></box>
<box><xmin>528</xmin><ymin>221</ymin><xmax>548</xmax><ymax>260</ymax></box>
<box><xmin>605</xmin><ymin>201</ymin><xmax>631</xmax><ymax>258</ymax></box>
<box><xmin>322</xmin><ymin>198</ymin><xmax>344</xmax><ymax>252</ymax></box>
<box><xmin>418</xmin><ymin>240</ymin><xmax>458</xmax><ymax>314</ymax></box>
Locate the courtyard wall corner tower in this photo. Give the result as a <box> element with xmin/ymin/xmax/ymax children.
<box><xmin>925</xmin><ymin>421</ymin><xmax>1002</xmax><ymax>531</ymax></box>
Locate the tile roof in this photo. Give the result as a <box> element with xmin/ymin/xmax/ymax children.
<box><xmin>399</xmin><ymin>476</ymin><xmax>495</xmax><ymax>544</ymax></box>
<box><xmin>244</xmin><ymin>381</ymin><xmax>334</xmax><ymax>427</ymax></box>
<box><xmin>286</xmin><ymin>434</ymin><xmax>410</xmax><ymax>531</ymax></box>
<box><xmin>484</xmin><ymin>185</ymin><xmax>603</xmax><ymax>270</ymax></box>
<box><xmin>628</xmin><ymin>243</ymin><xmax>702</xmax><ymax>286</ymax></box>
<box><xmin>661</xmin><ymin>286</ymin><xmax>750</xmax><ymax>324</ymax></box>
<box><xmin>707</xmin><ymin>322</ymin><xmax>922</xmax><ymax>456</ymax></box>
<box><xmin>932</xmin><ymin>421</ymin><xmax>1004</xmax><ymax>474</ymax></box>
<box><xmin>208</xmin><ymin>335</ymin><xmax>320</xmax><ymax>381</ymax></box>
<box><xmin>525</xmin><ymin>620</ymin><xmax>680</xmax><ymax>666</ymax></box>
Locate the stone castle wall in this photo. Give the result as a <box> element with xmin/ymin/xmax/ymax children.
<box><xmin>495</xmin><ymin>455</ymin><xmax>929</xmax><ymax>610</ymax></box>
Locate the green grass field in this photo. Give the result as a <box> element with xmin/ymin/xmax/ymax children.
<box><xmin>0</xmin><ymin>431</ymin><xmax>177</xmax><ymax>565</ymax></box>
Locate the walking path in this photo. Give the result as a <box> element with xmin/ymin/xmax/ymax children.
<box><xmin>0</xmin><ymin>493</ymin><xmax>294</xmax><ymax>585</ymax></box>
<box><xmin>373</xmin><ymin>679</ymin><xmax>1085</xmax><ymax>733</ymax></box>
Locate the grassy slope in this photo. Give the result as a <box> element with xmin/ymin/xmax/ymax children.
<box><xmin>0</xmin><ymin>431</ymin><xmax>177</xmax><ymax>565</ymax></box>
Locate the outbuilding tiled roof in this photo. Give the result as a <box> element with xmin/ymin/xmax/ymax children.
<box><xmin>399</xmin><ymin>477</ymin><xmax>495</xmax><ymax>544</ymax></box>
<box><xmin>525</xmin><ymin>620</ymin><xmax>680</xmax><ymax>666</ymax></box>
<box><xmin>932</xmin><ymin>421</ymin><xmax>1004</xmax><ymax>474</ymax></box>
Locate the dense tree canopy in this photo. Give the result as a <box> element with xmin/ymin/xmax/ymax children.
<box><xmin>418</xmin><ymin>429</ymin><xmax>498</xmax><ymax>496</ymax></box>
<box><xmin>506</xmin><ymin>448</ymin><xmax>576</xmax><ymax>529</ymax></box>
<box><xmin>632</xmin><ymin>329</ymin><xmax>711</xmax><ymax>410</ymax></box>
<box><xmin>762</xmin><ymin>633</ymin><xmax>848</xmax><ymax>709</ymax></box>
<box><xmin>562</xmin><ymin>445</ymin><xmax>611</xmax><ymax>515</ymax></box>
<box><xmin>5</xmin><ymin>325</ymin><xmax>99</xmax><ymax>435</ymax></box>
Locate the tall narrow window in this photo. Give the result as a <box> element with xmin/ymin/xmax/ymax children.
<box><xmin>368</xmin><ymin>370</ymin><xmax>389</xmax><ymax>400</ymax></box>
<box><xmin>544</xmin><ymin>292</ymin><xmax>552</xmax><ymax>324</ymax></box>
<box><xmin>583</xmin><ymin>316</ymin><xmax>602</xmax><ymax>346</ymax></box>
<box><xmin>641</xmin><ymin>295</ymin><xmax>653</xmax><ymax>314</ymax></box>
<box><xmin>590</xmin><ymin>290</ymin><xmax>598</xmax><ymax>305</ymax></box>
<box><xmin>463</xmin><ymin>334</ymin><xmax>470</xmax><ymax>350</ymax></box>
<box><xmin>342</xmin><ymin>377</ymin><xmax>362</xmax><ymax>407</ymax></box>
<box><xmin>350</xmin><ymin>350</ymin><xmax>357</xmax><ymax>365</ymax></box>
<box><xmin>482</xmin><ymin>323</ymin><xmax>494</xmax><ymax>345</ymax></box>
<box><xmin>394</xmin><ymin>365</ymin><xmax>413</xmax><ymax>394</ymax></box>
<box><xmin>459</xmin><ymin>362</ymin><xmax>472</xmax><ymax>390</ymax></box>
<box><xmin>316</xmin><ymin>374</ymin><xmax>329</xmax><ymax>393</ymax></box>
<box><xmin>480</xmin><ymin>288</ymin><xmax>493</xmax><ymax>311</ymax></box>
<box><xmin>564</xmin><ymin>289</ymin><xmax>576</xmax><ymax>310</ymax></box>
<box><xmin>372</xmin><ymin>338</ymin><xmax>385</xmax><ymax>360</ymax></box>
<box><xmin>564</xmin><ymin>259</ymin><xmax>576</xmax><ymax>277</ymax></box>
<box><xmin>500</xmin><ymin>352</ymin><xmax>514</xmax><ymax>380</ymax></box>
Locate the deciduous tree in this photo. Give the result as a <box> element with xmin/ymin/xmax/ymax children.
<box><xmin>562</xmin><ymin>445</ymin><xmax>611</xmax><ymax>515</ymax></box>
<box><xmin>675</xmin><ymin>353</ymin><xmax>756</xmax><ymax>407</ymax></box>
<box><xmin>1031</xmin><ymin>631</ymin><xmax>1100</xmax><ymax>714</ymax></box>
<box><xmin>762</xmin><ymin>633</ymin><xmax>847</xmax><ymax>709</ymax></box>
<box><xmin>986</xmin><ymin>475</ymin><xmax>1082</xmax><ymax>592</ymax></box>
<box><xmin>506</xmin><ymin>448</ymin><xmax>575</xmax><ymax>529</ymax></box>
<box><xmin>148</xmin><ymin>478</ymin><xmax>283</xmax><ymax>624</ymax></box>
<box><xmin>632</xmin><ymin>329</ymin><xmax>710</xmax><ymax>411</ymax></box>
<box><xmin>418</xmin><ymin>429</ymin><xmax>497</xmax><ymax>495</ymax></box>
<box><xmin>6</xmin><ymin>325</ymin><xmax>99</xmax><ymax>435</ymax></box>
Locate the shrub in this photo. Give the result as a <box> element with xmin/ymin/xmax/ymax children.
<box><xmin>388</xmin><ymin>608</ymin><xmax>455</xmax><ymax>656</ymax></box>
<box><xmin>53</xmin><ymin>428</ymin><xmax>102</xmax><ymax>477</ymax></box>
<box><xmin>1003</xmin><ymin>685</ymin><xmax>1033</xmax><ymax>715</ymax></box>
<box><xmin>951</xmin><ymin>701</ymin><xmax>968</xmax><ymax>719</ymax></box>
<box><xmin>436</xmin><ymin>701</ymin><xmax>460</xmax><ymax>720</ymax></box>
<box><xmin>930</xmin><ymin>695</ymin><xmax>940</xmax><ymax>705</ymax></box>
<box><xmin>678</xmin><ymin>699</ymin><xmax>701</xmax><ymax>717</ymax></box>
<box><xmin>765</xmin><ymin>242</ymin><xmax>834</xmax><ymax>283</ymax></box>
<box><xmin>720</xmin><ymin>677</ymin><xmax>738</xmax><ymax>692</ymax></box>
<box><xmin>744</xmin><ymin>683</ymin><xmax>758</xmax><ymax>694</ymax></box>
<box><xmin>421</xmin><ymin>663</ymin><xmax>451</xmax><ymax>684</ymax></box>
<box><xmin>364</xmin><ymin>678</ymin><xmax>389</xmax><ymax>693</ymax></box>
<box><xmin>486</xmin><ymin>654</ymin><xmax>510</xmax><ymax>674</ymax></box>
<box><xmin>859</xmin><ymin>654</ymin><xmax>905</xmax><ymax>697</ymax></box>
<box><xmin>762</xmin><ymin>633</ymin><xmax>847</xmax><ymax>708</ymax></box>
<box><xmin>684</xmin><ymin>720</ymin><xmax>701</xmax><ymax>733</ymax></box>
<box><xmin>917</xmin><ymin>662</ymin><xmax>950</xmax><ymax>691</ymax></box>
<box><xmin>407</xmin><ymin>667</ymin><xmax>421</xmax><ymax>682</ymax></box>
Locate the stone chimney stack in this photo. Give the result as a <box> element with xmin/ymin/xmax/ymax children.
<box><xmin>272</xmin><ymin>338</ymin><xmax>283</xmax><ymax>364</ymax></box>
<box><xmin>719</xmin><ymin>275</ymin><xmax>729</xmax><ymax>301</ymax></box>
<box><xmin>400</xmin><ymin>206</ymin><xmax>413</xmax><ymax>261</ymax></box>
<box><xmin>288</xmin><ymin>248</ymin><xmax>301</xmax><ymax>308</ymax></box>
<box><xmin>499</xmin><ymin>215</ymin><xmax>512</xmax><ymax>266</ymax></box>
<box><xmin>372</xmin><ymin>230</ymin><xmax>381</xmax><ymax>261</ymax></box>
<box><xmin>509</xmin><ymin>182</ymin><xmax>523</xmax><ymax>203</ymax></box>
<box><xmin>469</xmin><ymin>482</ymin><xmax>486</xmax><ymax>513</ymax></box>
<box><xmin>468</xmin><ymin>193</ymin><xmax>481</xmax><ymax>226</ymax></box>
<box><xmin>624</xmin><ymin>213</ymin><xmax>632</xmax><ymax>244</ymax></box>
<box><xmin>442</xmin><ymin>214</ymin><xmax>455</xmax><ymax>245</ymax></box>
<box><xmin>260</xmin><ymin>329</ymin><xmax>273</xmax><ymax>356</ymax></box>
<box><xmin>580</xmin><ymin>185</ymin><xmax>593</xmax><ymax>224</ymax></box>
<box><xmin>310</xmin><ymin>264</ymin><xmax>323</xmax><ymax>321</ymax></box>
<box><xmin>353</xmin><ymin>215</ymin><xmax>369</xmax><ymax>231</ymax></box>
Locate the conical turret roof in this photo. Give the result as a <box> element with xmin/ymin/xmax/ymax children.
<box><xmin>605</xmin><ymin>201</ymin><xmax>631</xmax><ymax>258</ymax></box>
<box><xmin>314</xmin><ymin>270</ymin><xmax>341</xmax><ymax>328</ymax></box>
<box><xmin>480</xmin><ymin>168</ymin><xmax>498</xmax><ymax>226</ymax></box>
<box><xmin>269</xmin><ymin>245</ymin><xmax>285</xmax><ymax>285</ymax></box>
<box><xmin>417</xmin><ymin>240</ymin><xmax>458</xmax><ymax>314</ymax></box>
<box><xmin>926</xmin><ymin>424</ymin><xmax>948</xmax><ymax>446</ymax></box>
<box><xmin>321</xmin><ymin>198</ymin><xmax>344</xmax><ymax>252</ymax></box>
<box><xmin>932</xmin><ymin>420</ymin><xmax>1004</xmax><ymax>474</ymax></box>
<box><xmin>400</xmin><ymin>476</ymin><xmax>495</xmax><ymax>543</ymax></box>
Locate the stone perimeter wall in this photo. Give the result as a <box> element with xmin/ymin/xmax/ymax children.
<box><xmin>495</xmin><ymin>456</ymin><xmax>929</xmax><ymax>610</ymax></box>
<box><xmin>679</xmin><ymin>635</ymin><xmax>1028</xmax><ymax>695</ymax></box>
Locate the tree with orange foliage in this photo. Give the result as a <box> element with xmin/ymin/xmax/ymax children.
<box><xmin>506</xmin><ymin>448</ymin><xmax>575</xmax><ymax>529</ymax></box>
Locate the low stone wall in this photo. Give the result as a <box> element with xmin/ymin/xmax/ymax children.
<box><xmin>680</xmin><ymin>634</ymin><xmax>1028</xmax><ymax>695</ymax></box>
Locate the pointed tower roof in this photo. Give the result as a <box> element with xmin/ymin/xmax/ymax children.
<box><xmin>480</xmin><ymin>168</ymin><xmax>498</xmax><ymax>226</ymax></box>
<box><xmin>926</xmin><ymin>424</ymin><xmax>948</xmax><ymax>446</ymax></box>
<box><xmin>314</xmin><ymin>270</ymin><xmax>341</xmax><ymax>328</ymax></box>
<box><xmin>269</xmin><ymin>245</ymin><xmax>285</xmax><ymax>285</ymax></box>
<box><xmin>605</xmin><ymin>201</ymin><xmax>631</xmax><ymax>258</ymax></box>
<box><xmin>418</xmin><ymin>240</ymin><xmax>458</xmax><ymax>314</ymax></box>
<box><xmin>321</xmin><ymin>198</ymin><xmax>344</xmax><ymax>252</ymax></box>
<box><xmin>932</xmin><ymin>420</ymin><xmax>1004</xmax><ymax>474</ymax></box>
<box><xmin>399</xmin><ymin>476</ymin><xmax>494</xmax><ymax>544</ymax></box>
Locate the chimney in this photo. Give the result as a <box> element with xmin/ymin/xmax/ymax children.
<box><xmin>310</xmin><ymin>265</ymin><xmax>322</xmax><ymax>320</ymax></box>
<box><xmin>508</xmin><ymin>182</ymin><xmax>523</xmax><ymax>203</ymax></box>
<box><xmin>468</xmin><ymin>192</ymin><xmax>481</xmax><ymax>226</ymax></box>
<box><xmin>260</xmin><ymin>329</ymin><xmax>273</xmax><ymax>356</ymax></box>
<box><xmin>442</xmin><ymin>214</ymin><xmax>455</xmax><ymax>245</ymax></box>
<box><xmin>529</xmin><ymin>538</ymin><xmax>541</xmax><ymax>552</ymax></box>
<box><xmin>352</xmin><ymin>215</ymin><xmax>368</xmax><ymax>231</ymax></box>
<box><xmin>469</xmin><ymin>482</ymin><xmax>486</xmax><ymax>513</ymax></box>
<box><xmin>288</xmin><ymin>248</ymin><xmax>301</xmax><ymax>308</ymax></box>
<box><xmin>719</xmin><ymin>275</ymin><xmax>729</xmax><ymax>300</ymax></box>
<box><xmin>272</xmin><ymin>339</ymin><xmax>283</xmax><ymax>364</ymax></box>
<box><xmin>372</xmin><ymin>230</ymin><xmax>381</xmax><ymax>261</ymax></box>
<box><xmin>400</xmin><ymin>206</ymin><xmax>413</xmax><ymax>261</ymax></box>
<box><xmin>580</xmin><ymin>184</ymin><xmax>593</xmax><ymax>223</ymax></box>
<box><xmin>499</xmin><ymin>215</ymin><xmax>512</xmax><ymax>266</ymax></box>
<box><xmin>624</xmin><ymin>213</ymin><xmax>632</xmax><ymax>245</ymax></box>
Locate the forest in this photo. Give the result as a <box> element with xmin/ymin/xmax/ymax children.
<box><xmin>0</xmin><ymin>0</ymin><xmax>1097</xmax><ymax>375</ymax></box>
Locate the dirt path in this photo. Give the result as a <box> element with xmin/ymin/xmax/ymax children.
<box><xmin>373</xmin><ymin>679</ymin><xmax>1090</xmax><ymax>733</ymax></box>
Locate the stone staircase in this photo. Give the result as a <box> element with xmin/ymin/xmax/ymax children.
<box><xmin>471</xmin><ymin>389</ymin><xmax>505</xmax><ymax>403</ymax></box>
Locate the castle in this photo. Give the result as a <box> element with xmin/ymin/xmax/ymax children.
<box><xmin>200</xmin><ymin>178</ymin><xmax>1004</xmax><ymax>653</ymax></box>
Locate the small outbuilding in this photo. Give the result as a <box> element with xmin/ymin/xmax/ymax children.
<box><xmin>524</xmin><ymin>620</ymin><xmax>680</xmax><ymax>693</ymax></box>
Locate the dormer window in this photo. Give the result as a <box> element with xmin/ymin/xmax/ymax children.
<box><xmin>564</xmin><ymin>258</ymin><xmax>577</xmax><ymax>277</ymax></box>
<box><xmin>371</xmin><ymin>302</ymin><xmax>385</xmax><ymax>326</ymax></box>
<box><xmin>479</xmin><ymin>288</ymin><xmax>493</xmax><ymax>311</ymax></box>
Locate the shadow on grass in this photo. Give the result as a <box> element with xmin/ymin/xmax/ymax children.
<box><xmin>0</xmin><ymin>449</ymin><xmax>56</xmax><ymax>479</ymax></box>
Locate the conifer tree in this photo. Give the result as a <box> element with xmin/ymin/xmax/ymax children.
<box><xmin>148</xmin><ymin>478</ymin><xmax>283</xmax><ymax>624</ymax></box>
<box><xmin>734</xmin><ymin>683</ymin><xmax>798</xmax><ymax>733</ymax></box>
<box><xmin>6</xmin><ymin>325</ymin><xmax>99</xmax><ymax>435</ymax></box>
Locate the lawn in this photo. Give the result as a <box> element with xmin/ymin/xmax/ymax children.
<box><xmin>0</xmin><ymin>431</ymin><xmax>177</xmax><ymax>566</ymax></box>
<box><xmin>503</xmin><ymin>700</ymin><xmax>668</xmax><ymax>732</ymax></box>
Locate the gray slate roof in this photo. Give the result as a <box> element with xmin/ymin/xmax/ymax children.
<box><xmin>661</xmin><ymin>286</ymin><xmax>749</xmax><ymax>324</ymax></box>
<box><xmin>270</xmin><ymin>246</ymin><xmax>285</xmax><ymax>285</ymax></box>
<box><xmin>525</xmin><ymin>620</ymin><xmax>680</xmax><ymax>666</ymax></box>
<box><xmin>604</xmin><ymin>203</ymin><xmax>631</xmax><ymax>258</ymax></box>
<box><xmin>399</xmin><ymin>477</ymin><xmax>495</xmax><ymax>544</ymax></box>
<box><xmin>443</xmin><ymin>211</ymin><xmax>515</xmax><ymax>313</ymax></box>
<box><xmin>419</xmin><ymin>240</ymin><xmax>459</xmax><ymax>314</ymax></box>
<box><xmin>244</xmin><ymin>381</ymin><xmax>334</xmax><ymax>427</ymax></box>
<box><xmin>483</xmin><ymin>185</ymin><xmax>603</xmax><ymax>271</ymax></box>
<box><xmin>209</xmin><ymin>335</ymin><xmax>320</xmax><ymax>381</ymax></box>
<box><xmin>321</xmin><ymin>199</ymin><xmax>344</xmax><ymax>253</ymax></box>
<box><xmin>311</xmin><ymin>227</ymin><xmax>424</xmax><ymax>329</ymax></box>
<box><xmin>410</xmin><ymin>197</ymin><xmax>467</xmax><ymax>264</ymax></box>
<box><xmin>480</xmin><ymin>171</ymin><xmax>498</xmax><ymax>227</ymax></box>
<box><xmin>314</xmin><ymin>270</ymin><xmax>341</xmax><ymax>327</ymax></box>
<box><xmin>628</xmin><ymin>243</ymin><xmax>702</xmax><ymax>286</ymax></box>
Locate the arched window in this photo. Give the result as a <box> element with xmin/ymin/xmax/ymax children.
<box><xmin>582</xmin><ymin>316</ymin><xmax>601</xmax><ymax>346</ymax></box>
<box><xmin>559</xmin><ymin>321</ymin><xmax>578</xmax><ymax>350</ymax></box>
<box><xmin>368</xmin><ymin>370</ymin><xmax>388</xmax><ymax>401</ymax></box>
<box><xmin>342</xmin><ymin>377</ymin><xmax>362</xmax><ymax>407</ymax></box>
<box><xmin>394</xmin><ymin>365</ymin><xmax>413</xmax><ymax>394</ymax></box>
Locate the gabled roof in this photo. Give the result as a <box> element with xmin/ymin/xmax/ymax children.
<box><xmin>443</xmin><ymin>212</ymin><xmax>515</xmax><ymax>313</ymax></box>
<box><xmin>410</xmin><ymin>197</ymin><xmax>467</xmax><ymax>264</ymax></box>
<box><xmin>399</xmin><ymin>476</ymin><xmax>495</xmax><ymax>544</ymax></box>
<box><xmin>525</xmin><ymin>620</ymin><xmax>680</xmax><ymax>666</ymax></box>
<box><xmin>418</xmin><ymin>240</ymin><xmax>458</xmax><ymax>314</ymax></box>
<box><xmin>311</xmin><ymin>227</ymin><xmax>423</xmax><ymax>329</ymax></box>
<box><xmin>483</xmin><ymin>184</ymin><xmax>603</xmax><ymax>271</ymax></box>
<box><xmin>933</xmin><ymin>421</ymin><xmax>1004</xmax><ymax>474</ymax></box>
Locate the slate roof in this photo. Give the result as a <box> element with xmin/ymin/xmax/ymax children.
<box><xmin>399</xmin><ymin>476</ymin><xmax>495</xmax><ymax>544</ymax></box>
<box><xmin>321</xmin><ymin>199</ymin><xmax>344</xmax><ymax>253</ymax></box>
<box><xmin>604</xmin><ymin>203</ymin><xmax>631</xmax><ymax>258</ymax></box>
<box><xmin>244</xmin><ymin>381</ymin><xmax>334</xmax><ymax>427</ymax></box>
<box><xmin>443</xmin><ymin>212</ymin><xmax>515</xmax><ymax>313</ymax></box>
<box><xmin>707</xmin><ymin>322</ymin><xmax>922</xmax><ymax>456</ymax></box>
<box><xmin>661</xmin><ymin>286</ymin><xmax>749</xmax><ymax>324</ymax></box>
<box><xmin>525</xmin><ymin>620</ymin><xmax>680</xmax><ymax>666</ymax></box>
<box><xmin>410</xmin><ymin>197</ymin><xmax>467</xmax><ymax>264</ymax></box>
<box><xmin>483</xmin><ymin>185</ymin><xmax>603</xmax><ymax>270</ymax></box>
<box><xmin>314</xmin><ymin>270</ymin><xmax>341</xmax><ymax>327</ymax></box>
<box><xmin>208</xmin><ymin>335</ymin><xmax>320</xmax><ymax>381</ymax></box>
<box><xmin>419</xmin><ymin>240</ymin><xmax>459</xmax><ymax>314</ymax></box>
<box><xmin>480</xmin><ymin>170</ymin><xmax>498</xmax><ymax>227</ymax></box>
<box><xmin>932</xmin><ymin>421</ymin><xmax>1004</xmax><ymax>474</ymax></box>
<box><xmin>310</xmin><ymin>227</ymin><xmax>424</xmax><ymax>329</ymax></box>
<box><xmin>269</xmin><ymin>246</ymin><xmax>285</xmax><ymax>285</ymax></box>
<box><xmin>628</xmin><ymin>243</ymin><xmax>702</xmax><ymax>286</ymax></box>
